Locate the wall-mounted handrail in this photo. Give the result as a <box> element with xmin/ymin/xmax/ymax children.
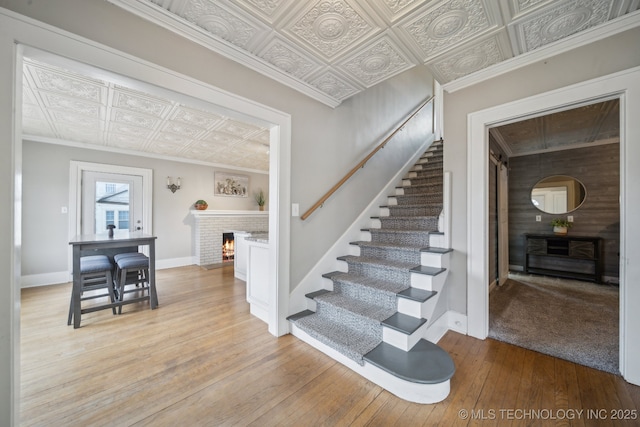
<box><xmin>301</xmin><ymin>95</ymin><xmax>435</xmax><ymax>221</ymax></box>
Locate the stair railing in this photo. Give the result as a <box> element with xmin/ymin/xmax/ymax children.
<box><xmin>301</xmin><ymin>95</ymin><xmax>435</xmax><ymax>221</ymax></box>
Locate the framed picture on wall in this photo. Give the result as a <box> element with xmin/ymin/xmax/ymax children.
<box><xmin>215</xmin><ymin>172</ymin><xmax>249</xmax><ymax>197</ymax></box>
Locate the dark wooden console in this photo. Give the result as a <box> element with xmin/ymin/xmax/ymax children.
<box><xmin>524</xmin><ymin>234</ymin><xmax>602</xmax><ymax>283</ymax></box>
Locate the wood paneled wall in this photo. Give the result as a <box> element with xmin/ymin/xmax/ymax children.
<box><xmin>508</xmin><ymin>143</ymin><xmax>620</xmax><ymax>281</ymax></box>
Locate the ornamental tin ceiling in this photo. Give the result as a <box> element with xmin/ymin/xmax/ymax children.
<box><xmin>108</xmin><ymin>0</ymin><xmax>639</xmax><ymax>105</ymax></box>
<box><xmin>22</xmin><ymin>56</ymin><xmax>271</xmax><ymax>172</ymax></box>
<box><xmin>21</xmin><ymin>0</ymin><xmax>634</xmax><ymax>171</ymax></box>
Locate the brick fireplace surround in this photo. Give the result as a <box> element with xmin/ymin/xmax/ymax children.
<box><xmin>191</xmin><ymin>210</ymin><xmax>269</xmax><ymax>266</ymax></box>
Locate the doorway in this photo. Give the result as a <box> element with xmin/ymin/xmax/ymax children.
<box><xmin>485</xmin><ymin>100</ymin><xmax>621</xmax><ymax>372</ymax></box>
<box><xmin>81</xmin><ymin>170</ymin><xmax>144</xmax><ymax>235</ymax></box>
<box><xmin>467</xmin><ymin>67</ymin><xmax>640</xmax><ymax>385</ymax></box>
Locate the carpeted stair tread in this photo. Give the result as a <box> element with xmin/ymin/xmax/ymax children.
<box><xmin>292</xmin><ymin>313</ymin><xmax>382</xmax><ymax>365</ymax></box>
<box><xmin>382</xmin><ymin>312</ymin><xmax>426</xmax><ymax>335</ymax></box>
<box><xmin>323</xmin><ymin>271</ymin><xmax>410</xmax><ymax>296</ymax></box>
<box><xmin>363</xmin><ymin>339</ymin><xmax>455</xmax><ymax>384</ymax></box>
<box><xmin>338</xmin><ymin>255</ymin><xmax>419</xmax><ymax>271</ymax></box>
<box><xmin>351</xmin><ymin>241</ymin><xmax>424</xmax><ymax>251</ymax></box>
<box><xmin>315</xmin><ymin>292</ymin><xmax>397</xmax><ymax>323</ymax></box>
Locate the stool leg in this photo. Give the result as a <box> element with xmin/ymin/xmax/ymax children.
<box><xmin>68</xmin><ymin>292</ymin><xmax>74</xmax><ymax>325</ymax></box>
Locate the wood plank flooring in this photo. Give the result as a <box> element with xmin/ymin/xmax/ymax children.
<box><xmin>20</xmin><ymin>265</ymin><xmax>640</xmax><ymax>426</ymax></box>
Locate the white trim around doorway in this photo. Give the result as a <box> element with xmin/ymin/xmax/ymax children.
<box><xmin>467</xmin><ymin>66</ymin><xmax>640</xmax><ymax>386</ymax></box>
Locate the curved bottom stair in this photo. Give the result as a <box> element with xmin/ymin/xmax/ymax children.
<box><xmin>289</xmin><ymin>317</ymin><xmax>454</xmax><ymax>404</ymax></box>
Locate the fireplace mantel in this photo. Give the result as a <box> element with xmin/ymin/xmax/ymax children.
<box><xmin>191</xmin><ymin>209</ymin><xmax>268</xmax><ymax>217</ymax></box>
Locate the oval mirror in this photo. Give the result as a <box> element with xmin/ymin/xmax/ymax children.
<box><xmin>530</xmin><ymin>175</ymin><xmax>586</xmax><ymax>214</ymax></box>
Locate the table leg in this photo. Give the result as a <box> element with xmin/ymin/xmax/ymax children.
<box><xmin>72</xmin><ymin>246</ymin><xmax>82</xmax><ymax>328</ymax></box>
<box><xmin>148</xmin><ymin>240</ymin><xmax>159</xmax><ymax>308</ymax></box>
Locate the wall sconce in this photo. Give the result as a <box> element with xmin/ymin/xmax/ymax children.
<box><xmin>167</xmin><ymin>176</ymin><xmax>181</xmax><ymax>193</ymax></box>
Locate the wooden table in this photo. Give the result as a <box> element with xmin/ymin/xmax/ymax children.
<box><xmin>69</xmin><ymin>231</ymin><xmax>158</xmax><ymax>328</ymax></box>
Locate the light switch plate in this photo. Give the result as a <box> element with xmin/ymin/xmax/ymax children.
<box><xmin>568</xmin><ymin>216</ymin><xmax>574</xmax><ymax>222</ymax></box>
<box><xmin>536</xmin><ymin>215</ymin><xmax>541</xmax><ymax>222</ymax></box>
<box><xmin>292</xmin><ymin>203</ymin><xmax>299</xmax><ymax>217</ymax></box>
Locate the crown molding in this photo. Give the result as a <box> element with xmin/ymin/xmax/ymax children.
<box><xmin>107</xmin><ymin>0</ymin><xmax>341</xmax><ymax>108</ymax></box>
<box><xmin>24</xmin><ymin>135</ymin><xmax>270</xmax><ymax>175</ymax></box>
<box><xmin>442</xmin><ymin>9</ymin><xmax>640</xmax><ymax>93</ymax></box>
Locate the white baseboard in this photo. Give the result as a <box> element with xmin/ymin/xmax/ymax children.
<box><xmin>21</xmin><ymin>256</ymin><xmax>195</xmax><ymax>288</ymax></box>
<box><xmin>20</xmin><ymin>271</ymin><xmax>71</xmax><ymax>288</ymax></box>
<box><xmin>156</xmin><ymin>257</ymin><xmax>194</xmax><ymax>270</ymax></box>
<box><xmin>424</xmin><ymin>310</ymin><xmax>468</xmax><ymax>343</ymax></box>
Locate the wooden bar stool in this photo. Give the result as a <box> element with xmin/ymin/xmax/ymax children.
<box><xmin>115</xmin><ymin>254</ymin><xmax>154</xmax><ymax>314</ymax></box>
<box><xmin>67</xmin><ymin>255</ymin><xmax>117</xmax><ymax>326</ymax></box>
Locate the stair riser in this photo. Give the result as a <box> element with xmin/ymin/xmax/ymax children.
<box><xmin>410</xmin><ymin>270</ymin><xmax>447</xmax><ymax>291</ymax></box>
<box><xmin>383</xmin><ymin>320</ymin><xmax>430</xmax><ymax>351</ymax></box>
<box><xmin>420</xmin><ymin>252</ymin><xmax>451</xmax><ymax>269</ymax></box>
<box><xmin>397</xmin><ymin>290</ymin><xmax>442</xmax><ymax>319</ymax></box>
<box><xmin>357</xmin><ymin>245</ymin><xmax>421</xmax><ymax>264</ymax></box>
<box><xmin>429</xmin><ymin>233</ymin><xmax>446</xmax><ymax>248</ymax></box>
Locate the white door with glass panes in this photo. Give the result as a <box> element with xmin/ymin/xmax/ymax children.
<box><xmin>81</xmin><ymin>171</ymin><xmax>143</xmax><ymax>235</ymax></box>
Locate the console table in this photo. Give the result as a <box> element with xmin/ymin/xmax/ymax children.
<box><xmin>524</xmin><ymin>234</ymin><xmax>602</xmax><ymax>283</ymax></box>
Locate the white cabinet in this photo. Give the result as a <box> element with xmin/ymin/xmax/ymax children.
<box><xmin>246</xmin><ymin>238</ymin><xmax>269</xmax><ymax>324</ymax></box>
<box><xmin>233</xmin><ymin>231</ymin><xmax>251</xmax><ymax>281</ymax></box>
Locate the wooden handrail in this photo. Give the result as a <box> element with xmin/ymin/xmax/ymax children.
<box><xmin>301</xmin><ymin>95</ymin><xmax>435</xmax><ymax>220</ymax></box>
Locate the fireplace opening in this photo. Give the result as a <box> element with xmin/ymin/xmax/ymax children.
<box><xmin>222</xmin><ymin>232</ymin><xmax>235</xmax><ymax>262</ymax></box>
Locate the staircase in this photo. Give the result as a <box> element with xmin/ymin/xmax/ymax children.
<box><xmin>288</xmin><ymin>140</ymin><xmax>455</xmax><ymax>404</ymax></box>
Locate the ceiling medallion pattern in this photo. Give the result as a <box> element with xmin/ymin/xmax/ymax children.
<box><xmin>431</xmin><ymin>36</ymin><xmax>504</xmax><ymax>80</ymax></box>
<box><xmin>288</xmin><ymin>0</ymin><xmax>375</xmax><ymax>58</ymax></box>
<box><xmin>259</xmin><ymin>38</ymin><xmax>320</xmax><ymax>79</ymax></box>
<box><xmin>401</xmin><ymin>0</ymin><xmax>490</xmax><ymax>59</ymax></box>
<box><xmin>383</xmin><ymin>0</ymin><xmax>421</xmax><ymax>15</ymax></box>
<box><xmin>182</xmin><ymin>0</ymin><xmax>261</xmax><ymax>48</ymax></box>
<box><xmin>340</xmin><ymin>37</ymin><xmax>412</xmax><ymax>86</ymax></box>
<box><xmin>310</xmin><ymin>71</ymin><xmax>359</xmax><ymax>100</ymax></box>
<box><xmin>518</xmin><ymin>0</ymin><xmax>612</xmax><ymax>51</ymax></box>
<box><xmin>244</xmin><ymin>0</ymin><xmax>284</xmax><ymax>18</ymax></box>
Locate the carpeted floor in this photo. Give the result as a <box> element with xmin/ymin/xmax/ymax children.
<box><xmin>489</xmin><ymin>273</ymin><xmax>619</xmax><ymax>374</ymax></box>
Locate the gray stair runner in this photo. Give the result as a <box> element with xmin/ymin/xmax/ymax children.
<box><xmin>289</xmin><ymin>140</ymin><xmax>453</xmax><ymax>382</ymax></box>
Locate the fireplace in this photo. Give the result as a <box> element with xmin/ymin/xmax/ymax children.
<box><xmin>222</xmin><ymin>232</ymin><xmax>235</xmax><ymax>262</ymax></box>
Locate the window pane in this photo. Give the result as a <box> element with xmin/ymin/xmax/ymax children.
<box><xmin>118</xmin><ymin>211</ymin><xmax>129</xmax><ymax>230</ymax></box>
<box><xmin>95</xmin><ymin>181</ymin><xmax>130</xmax><ymax>233</ymax></box>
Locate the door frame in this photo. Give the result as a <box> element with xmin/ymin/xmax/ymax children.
<box><xmin>467</xmin><ymin>66</ymin><xmax>640</xmax><ymax>385</ymax></box>
<box><xmin>70</xmin><ymin>161</ymin><xmax>153</xmax><ymax>237</ymax></box>
<box><xmin>69</xmin><ymin>161</ymin><xmax>153</xmax><ymax>273</ymax></box>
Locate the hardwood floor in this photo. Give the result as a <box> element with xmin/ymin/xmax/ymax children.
<box><xmin>20</xmin><ymin>265</ymin><xmax>640</xmax><ymax>426</ymax></box>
